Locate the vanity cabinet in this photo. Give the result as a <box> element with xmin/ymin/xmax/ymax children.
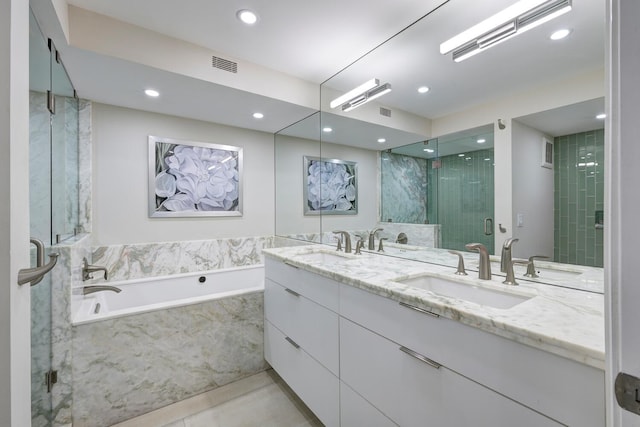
<box><xmin>264</xmin><ymin>257</ymin><xmax>605</xmax><ymax>427</ymax></box>
<box><xmin>263</xmin><ymin>258</ymin><xmax>340</xmax><ymax>426</ymax></box>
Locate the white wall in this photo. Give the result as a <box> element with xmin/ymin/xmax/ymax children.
<box><xmin>275</xmin><ymin>134</ymin><xmax>321</xmax><ymax>237</ymax></box>
<box><xmin>92</xmin><ymin>103</ymin><xmax>275</xmax><ymax>245</ymax></box>
<box><xmin>511</xmin><ymin>120</ymin><xmax>554</xmax><ymax>259</ymax></box>
<box><xmin>319</xmin><ymin>142</ymin><xmax>379</xmax><ymax>236</ymax></box>
<box><xmin>274</xmin><ymin>134</ymin><xmax>379</xmax><ymax>239</ymax></box>
<box><xmin>0</xmin><ymin>1</ymin><xmax>32</xmax><ymax>425</ymax></box>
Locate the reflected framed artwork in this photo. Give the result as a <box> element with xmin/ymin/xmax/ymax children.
<box><xmin>303</xmin><ymin>156</ymin><xmax>358</xmax><ymax>215</ymax></box>
<box><xmin>148</xmin><ymin>135</ymin><xmax>243</xmax><ymax>217</ymax></box>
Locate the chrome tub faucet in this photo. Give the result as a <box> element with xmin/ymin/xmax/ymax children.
<box><xmin>82</xmin><ymin>285</ymin><xmax>122</xmax><ymax>295</ymax></box>
<box><xmin>82</xmin><ymin>257</ymin><xmax>109</xmax><ymax>281</ymax></box>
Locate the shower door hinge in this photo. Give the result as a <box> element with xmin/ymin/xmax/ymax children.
<box><xmin>47</xmin><ymin>90</ymin><xmax>56</xmax><ymax>115</ymax></box>
<box><xmin>45</xmin><ymin>369</ymin><xmax>58</xmax><ymax>393</ymax></box>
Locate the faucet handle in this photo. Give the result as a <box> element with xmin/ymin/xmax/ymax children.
<box><xmin>448</xmin><ymin>250</ymin><xmax>468</xmax><ymax>276</ymax></box>
<box><xmin>354</xmin><ymin>238</ymin><xmax>365</xmax><ymax>255</ymax></box>
<box><xmin>523</xmin><ymin>255</ymin><xmax>550</xmax><ymax>278</ymax></box>
<box><xmin>378</xmin><ymin>237</ymin><xmax>388</xmax><ymax>252</ymax></box>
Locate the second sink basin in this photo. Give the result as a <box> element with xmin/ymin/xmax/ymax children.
<box><xmin>395</xmin><ymin>275</ymin><xmax>534</xmax><ymax>309</ymax></box>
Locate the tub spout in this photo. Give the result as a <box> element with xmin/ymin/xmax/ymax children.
<box><xmin>82</xmin><ymin>285</ymin><xmax>122</xmax><ymax>295</ymax></box>
<box><xmin>82</xmin><ymin>257</ymin><xmax>109</xmax><ymax>281</ymax></box>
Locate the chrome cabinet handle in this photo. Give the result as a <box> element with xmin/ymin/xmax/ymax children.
<box><xmin>484</xmin><ymin>217</ymin><xmax>494</xmax><ymax>236</ymax></box>
<box><xmin>399</xmin><ymin>301</ymin><xmax>440</xmax><ymax>318</ymax></box>
<box><xmin>283</xmin><ymin>261</ymin><xmax>299</xmax><ymax>269</ymax></box>
<box><xmin>284</xmin><ymin>288</ymin><xmax>300</xmax><ymax>297</ymax></box>
<box><xmin>400</xmin><ymin>346</ymin><xmax>441</xmax><ymax>369</ymax></box>
<box><xmin>18</xmin><ymin>238</ymin><xmax>58</xmax><ymax>286</ymax></box>
<box><xmin>285</xmin><ymin>337</ymin><xmax>300</xmax><ymax>349</ymax></box>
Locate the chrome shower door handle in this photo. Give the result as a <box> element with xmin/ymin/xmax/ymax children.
<box><xmin>17</xmin><ymin>238</ymin><xmax>59</xmax><ymax>286</ymax></box>
<box><xmin>484</xmin><ymin>217</ymin><xmax>494</xmax><ymax>236</ymax></box>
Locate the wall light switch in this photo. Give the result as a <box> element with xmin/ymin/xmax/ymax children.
<box><xmin>516</xmin><ymin>213</ymin><xmax>524</xmax><ymax>227</ymax></box>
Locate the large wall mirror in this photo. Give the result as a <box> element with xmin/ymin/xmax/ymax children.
<box><xmin>276</xmin><ymin>0</ymin><xmax>605</xmax><ymax>291</ymax></box>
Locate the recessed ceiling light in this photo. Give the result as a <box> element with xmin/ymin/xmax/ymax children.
<box><xmin>484</xmin><ymin>158</ymin><xmax>491</xmax><ymax>161</ymax></box>
<box><xmin>477</xmin><ymin>138</ymin><xmax>486</xmax><ymax>143</ymax></box>
<box><xmin>237</xmin><ymin>9</ymin><xmax>258</xmax><ymax>25</ymax></box>
<box><xmin>323</xmin><ymin>127</ymin><xmax>333</xmax><ymax>133</ymax></box>
<box><xmin>378</xmin><ymin>138</ymin><xmax>386</xmax><ymax>143</ymax></box>
<box><xmin>145</xmin><ymin>89</ymin><xmax>159</xmax><ymax>97</ymax></box>
<box><xmin>417</xmin><ymin>86</ymin><xmax>430</xmax><ymax>94</ymax></box>
<box><xmin>458</xmin><ymin>153</ymin><xmax>465</xmax><ymax>157</ymax></box>
<box><xmin>252</xmin><ymin>112</ymin><xmax>264</xmax><ymax>119</ymax></box>
<box><xmin>423</xmin><ymin>148</ymin><xmax>435</xmax><ymax>153</ymax></box>
<box><xmin>550</xmin><ymin>29</ymin><xmax>571</xmax><ymax>40</ymax></box>
<box><xmin>596</xmin><ymin>113</ymin><xmax>606</xmax><ymax>119</ymax></box>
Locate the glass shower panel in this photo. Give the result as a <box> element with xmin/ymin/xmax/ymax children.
<box><xmin>29</xmin><ymin>9</ymin><xmax>53</xmax><ymax>426</ymax></box>
<box><xmin>436</xmin><ymin>149</ymin><xmax>495</xmax><ymax>254</ymax></box>
<box><xmin>50</xmin><ymin>44</ymin><xmax>79</xmax><ymax>244</ymax></box>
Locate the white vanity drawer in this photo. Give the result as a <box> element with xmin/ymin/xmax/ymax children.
<box><xmin>340</xmin><ymin>283</ymin><xmax>604</xmax><ymax>426</ymax></box>
<box><xmin>264</xmin><ymin>320</ymin><xmax>339</xmax><ymax>427</ymax></box>
<box><xmin>340</xmin><ymin>381</ymin><xmax>398</xmax><ymax>427</ymax></box>
<box><xmin>264</xmin><ymin>278</ymin><xmax>339</xmax><ymax>374</ymax></box>
<box><xmin>340</xmin><ymin>317</ymin><xmax>563</xmax><ymax>427</ymax></box>
<box><xmin>265</xmin><ymin>257</ymin><xmax>339</xmax><ymax>311</ymax></box>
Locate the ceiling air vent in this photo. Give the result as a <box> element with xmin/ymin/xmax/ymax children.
<box><xmin>211</xmin><ymin>56</ymin><xmax>238</xmax><ymax>73</ymax></box>
<box><xmin>380</xmin><ymin>107</ymin><xmax>392</xmax><ymax>117</ymax></box>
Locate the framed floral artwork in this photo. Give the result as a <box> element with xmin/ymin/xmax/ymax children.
<box><xmin>148</xmin><ymin>135</ymin><xmax>243</xmax><ymax>217</ymax></box>
<box><xmin>303</xmin><ymin>156</ymin><xmax>357</xmax><ymax>215</ymax></box>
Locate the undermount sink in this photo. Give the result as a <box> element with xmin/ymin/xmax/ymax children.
<box><xmin>293</xmin><ymin>250</ymin><xmax>356</xmax><ymax>264</ymax></box>
<box><xmin>395</xmin><ymin>275</ymin><xmax>534</xmax><ymax>309</ymax></box>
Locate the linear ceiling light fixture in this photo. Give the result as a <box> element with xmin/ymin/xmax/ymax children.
<box><xmin>330</xmin><ymin>79</ymin><xmax>392</xmax><ymax>112</ymax></box>
<box><xmin>440</xmin><ymin>0</ymin><xmax>572</xmax><ymax>62</ymax></box>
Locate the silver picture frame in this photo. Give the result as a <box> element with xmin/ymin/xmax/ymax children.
<box><xmin>303</xmin><ymin>156</ymin><xmax>358</xmax><ymax>215</ymax></box>
<box><xmin>148</xmin><ymin>135</ymin><xmax>243</xmax><ymax>217</ymax></box>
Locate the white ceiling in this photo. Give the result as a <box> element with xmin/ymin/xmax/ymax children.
<box><xmin>33</xmin><ymin>0</ymin><xmax>606</xmax><ymax>148</ymax></box>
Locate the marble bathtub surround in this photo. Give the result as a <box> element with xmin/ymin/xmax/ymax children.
<box><xmin>263</xmin><ymin>246</ymin><xmax>605</xmax><ymax>369</ymax></box>
<box><xmin>71</xmin><ymin>290</ymin><xmax>267</xmax><ymax>427</ymax></box>
<box><xmin>90</xmin><ymin>235</ymin><xmax>275</xmax><ymax>282</ymax></box>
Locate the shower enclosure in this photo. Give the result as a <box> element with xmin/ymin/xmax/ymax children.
<box><xmin>29</xmin><ymin>9</ymin><xmax>80</xmax><ymax>426</ymax></box>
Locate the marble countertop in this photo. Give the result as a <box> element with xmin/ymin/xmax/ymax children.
<box><xmin>263</xmin><ymin>245</ymin><xmax>605</xmax><ymax>370</ymax></box>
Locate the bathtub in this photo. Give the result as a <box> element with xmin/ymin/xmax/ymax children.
<box><xmin>71</xmin><ymin>263</ymin><xmax>268</xmax><ymax>426</ymax></box>
<box><xmin>72</xmin><ymin>264</ymin><xmax>264</xmax><ymax>325</ymax></box>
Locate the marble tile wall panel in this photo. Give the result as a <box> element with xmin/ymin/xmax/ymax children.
<box><xmin>51</xmin><ymin>235</ymin><xmax>92</xmax><ymax>427</ymax></box>
<box><xmin>29</xmin><ymin>91</ymin><xmax>51</xmax><ymax>242</ymax></box>
<box><xmin>71</xmin><ymin>291</ymin><xmax>267</xmax><ymax>427</ymax></box>
<box><xmin>380</xmin><ymin>151</ymin><xmax>429</xmax><ymax>224</ymax></box>
<box><xmin>376</xmin><ymin>222</ymin><xmax>441</xmax><ymax>248</ymax></box>
<box><xmin>90</xmin><ymin>236</ymin><xmax>275</xmax><ymax>282</ymax></box>
<box><xmin>78</xmin><ymin>99</ymin><xmax>92</xmax><ymax>234</ymax></box>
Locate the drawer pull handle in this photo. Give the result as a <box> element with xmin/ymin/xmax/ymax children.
<box><xmin>284</xmin><ymin>288</ymin><xmax>300</xmax><ymax>297</ymax></box>
<box><xmin>283</xmin><ymin>261</ymin><xmax>299</xmax><ymax>269</ymax></box>
<box><xmin>399</xmin><ymin>301</ymin><xmax>440</xmax><ymax>318</ymax></box>
<box><xmin>399</xmin><ymin>346</ymin><xmax>441</xmax><ymax>369</ymax></box>
<box><xmin>285</xmin><ymin>337</ymin><xmax>300</xmax><ymax>349</ymax></box>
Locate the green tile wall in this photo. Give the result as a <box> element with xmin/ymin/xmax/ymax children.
<box><xmin>429</xmin><ymin>149</ymin><xmax>495</xmax><ymax>253</ymax></box>
<box><xmin>554</xmin><ymin>129</ymin><xmax>604</xmax><ymax>267</ymax></box>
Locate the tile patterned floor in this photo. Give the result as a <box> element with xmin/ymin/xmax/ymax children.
<box><xmin>111</xmin><ymin>370</ymin><xmax>323</xmax><ymax>427</ymax></box>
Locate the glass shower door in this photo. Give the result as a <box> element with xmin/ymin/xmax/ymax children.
<box><xmin>29</xmin><ymin>9</ymin><xmax>54</xmax><ymax>426</ymax></box>
<box><xmin>435</xmin><ymin>132</ymin><xmax>495</xmax><ymax>254</ymax></box>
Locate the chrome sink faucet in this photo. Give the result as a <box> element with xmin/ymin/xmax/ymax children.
<box><xmin>465</xmin><ymin>243</ymin><xmax>491</xmax><ymax>280</ymax></box>
<box><xmin>333</xmin><ymin>230</ymin><xmax>352</xmax><ymax>253</ymax></box>
<box><xmin>368</xmin><ymin>228</ymin><xmax>383</xmax><ymax>250</ymax></box>
<box><xmin>500</xmin><ymin>238</ymin><xmax>519</xmax><ymax>273</ymax></box>
<box><xmin>500</xmin><ymin>238</ymin><xmax>519</xmax><ymax>285</ymax></box>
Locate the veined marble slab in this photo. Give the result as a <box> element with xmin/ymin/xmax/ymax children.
<box><xmin>263</xmin><ymin>245</ymin><xmax>605</xmax><ymax>370</ymax></box>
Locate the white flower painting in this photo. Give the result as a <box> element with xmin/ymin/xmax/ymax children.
<box><xmin>304</xmin><ymin>157</ymin><xmax>357</xmax><ymax>215</ymax></box>
<box><xmin>149</xmin><ymin>136</ymin><xmax>243</xmax><ymax>217</ymax></box>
